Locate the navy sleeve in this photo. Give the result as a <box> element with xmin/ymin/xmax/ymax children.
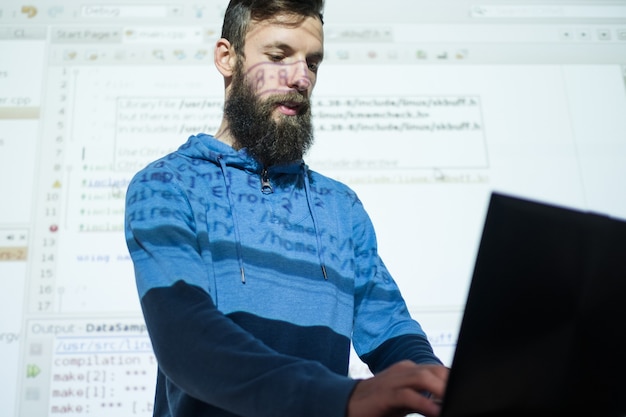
<box><xmin>361</xmin><ymin>334</ymin><xmax>443</xmax><ymax>374</ymax></box>
<box><xmin>141</xmin><ymin>280</ymin><xmax>357</xmax><ymax>417</ymax></box>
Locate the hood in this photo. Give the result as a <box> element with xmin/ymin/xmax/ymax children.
<box><xmin>177</xmin><ymin>133</ymin><xmax>304</xmax><ymax>176</ymax></box>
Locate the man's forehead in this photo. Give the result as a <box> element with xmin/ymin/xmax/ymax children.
<box><xmin>246</xmin><ymin>13</ymin><xmax>323</xmax><ymax>37</ymax></box>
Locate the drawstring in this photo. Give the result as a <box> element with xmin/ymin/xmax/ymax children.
<box><xmin>218</xmin><ymin>157</ymin><xmax>247</xmax><ymax>284</ymax></box>
<box><xmin>302</xmin><ymin>165</ymin><xmax>328</xmax><ymax>280</ymax></box>
<box><xmin>217</xmin><ymin>157</ymin><xmax>327</xmax><ymax>283</ymax></box>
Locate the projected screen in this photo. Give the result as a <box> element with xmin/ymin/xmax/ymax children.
<box><xmin>2</xmin><ymin>1</ymin><xmax>626</xmax><ymax>415</ymax></box>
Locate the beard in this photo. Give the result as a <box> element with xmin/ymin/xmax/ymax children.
<box><xmin>223</xmin><ymin>63</ymin><xmax>314</xmax><ymax>166</ymax></box>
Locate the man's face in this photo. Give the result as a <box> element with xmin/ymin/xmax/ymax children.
<box><xmin>224</xmin><ymin>14</ymin><xmax>324</xmax><ymax>166</ymax></box>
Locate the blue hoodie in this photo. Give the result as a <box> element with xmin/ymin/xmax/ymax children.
<box><xmin>125</xmin><ymin>133</ymin><xmax>441</xmax><ymax>417</ymax></box>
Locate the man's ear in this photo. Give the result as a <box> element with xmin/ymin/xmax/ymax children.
<box><xmin>214</xmin><ymin>38</ymin><xmax>237</xmax><ymax>78</ymax></box>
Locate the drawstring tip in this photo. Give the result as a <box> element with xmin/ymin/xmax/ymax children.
<box><xmin>240</xmin><ymin>268</ymin><xmax>246</xmax><ymax>284</ymax></box>
<box><xmin>321</xmin><ymin>265</ymin><xmax>328</xmax><ymax>280</ymax></box>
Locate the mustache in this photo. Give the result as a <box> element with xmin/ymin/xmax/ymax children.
<box><xmin>262</xmin><ymin>92</ymin><xmax>311</xmax><ymax>114</ymax></box>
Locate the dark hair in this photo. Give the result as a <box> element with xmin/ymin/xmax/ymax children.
<box><xmin>221</xmin><ymin>0</ymin><xmax>324</xmax><ymax>56</ymax></box>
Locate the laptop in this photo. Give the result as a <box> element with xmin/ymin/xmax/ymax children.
<box><xmin>439</xmin><ymin>192</ymin><xmax>626</xmax><ymax>417</ymax></box>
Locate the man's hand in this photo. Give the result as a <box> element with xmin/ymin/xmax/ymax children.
<box><xmin>347</xmin><ymin>360</ymin><xmax>449</xmax><ymax>417</ymax></box>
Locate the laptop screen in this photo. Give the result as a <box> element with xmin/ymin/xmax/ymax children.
<box><xmin>440</xmin><ymin>192</ymin><xmax>626</xmax><ymax>417</ymax></box>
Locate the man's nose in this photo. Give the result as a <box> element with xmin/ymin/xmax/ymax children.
<box><xmin>288</xmin><ymin>60</ymin><xmax>311</xmax><ymax>91</ymax></box>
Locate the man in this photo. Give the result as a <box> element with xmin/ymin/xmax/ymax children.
<box><xmin>124</xmin><ymin>1</ymin><xmax>449</xmax><ymax>416</ymax></box>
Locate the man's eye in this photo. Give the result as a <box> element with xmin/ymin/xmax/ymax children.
<box><xmin>269</xmin><ymin>55</ymin><xmax>284</xmax><ymax>62</ymax></box>
<box><xmin>308</xmin><ymin>62</ymin><xmax>319</xmax><ymax>72</ymax></box>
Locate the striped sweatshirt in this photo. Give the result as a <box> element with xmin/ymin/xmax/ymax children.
<box><xmin>124</xmin><ymin>133</ymin><xmax>441</xmax><ymax>417</ymax></box>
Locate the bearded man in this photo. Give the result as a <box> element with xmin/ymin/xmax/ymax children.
<box><xmin>124</xmin><ymin>1</ymin><xmax>448</xmax><ymax>417</ymax></box>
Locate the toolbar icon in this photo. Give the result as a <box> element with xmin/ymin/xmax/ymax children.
<box><xmin>26</xmin><ymin>364</ymin><xmax>41</xmax><ymax>378</ymax></box>
<box><xmin>21</xmin><ymin>5</ymin><xmax>37</xmax><ymax>18</ymax></box>
<box><xmin>194</xmin><ymin>49</ymin><xmax>208</xmax><ymax>60</ymax></box>
<box><xmin>48</xmin><ymin>6</ymin><xmax>64</xmax><ymax>18</ymax></box>
<box><xmin>416</xmin><ymin>49</ymin><xmax>428</xmax><ymax>60</ymax></box>
<box><xmin>153</xmin><ymin>49</ymin><xmax>165</xmax><ymax>60</ymax></box>
<box><xmin>455</xmin><ymin>49</ymin><xmax>469</xmax><ymax>60</ymax></box>
<box><xmin>597</xmin><ymin>29</ymin><xmax>611</xmax><ymax>41</ymax></box>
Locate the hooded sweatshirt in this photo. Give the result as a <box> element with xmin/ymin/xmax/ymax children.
<box><xmin>125</xmin><ymin>133</ymin><xmax>441</xmax><ymax>417</ymax></box>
